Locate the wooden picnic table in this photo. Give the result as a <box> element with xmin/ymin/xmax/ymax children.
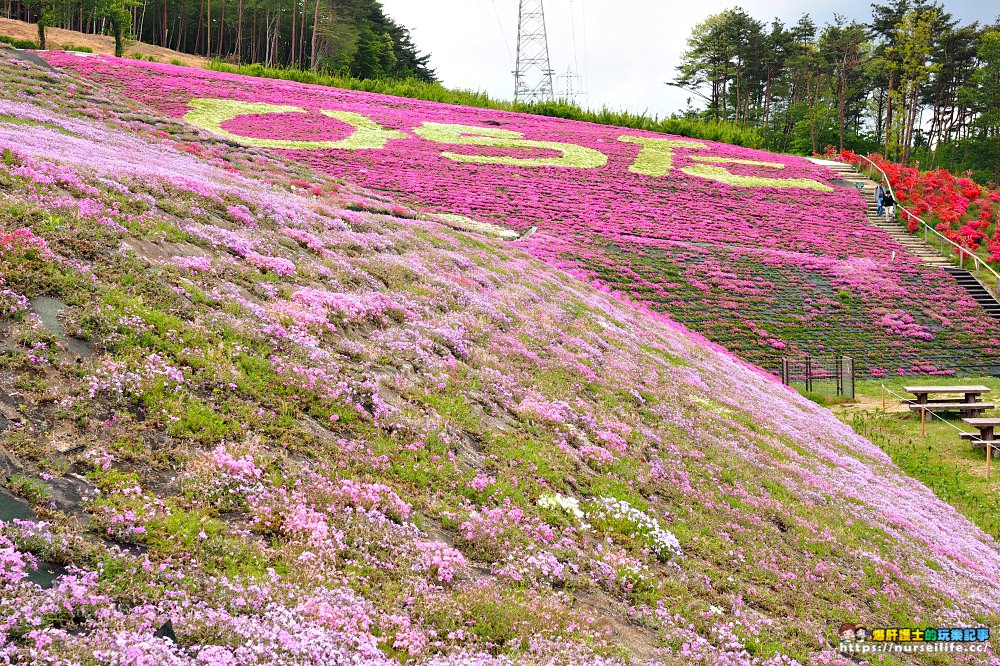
<box><xmin>961</xmin><ymin>418</ymin><xmax>1000</xmax><ymax>478</ymax></box>
<box><xmin>903</xmin><ymin>385</ymin><xmax>994</xmax><ymax>417</ymax></box>
<box><xmin>903</xmin><ymin>385</ymin><xmax>991</xmax><ymax>405</ymax></box>
<box><xmin>961</xmin><ymin>418</ymin><xmax>1000</xmax><ymax>444</ymax></box>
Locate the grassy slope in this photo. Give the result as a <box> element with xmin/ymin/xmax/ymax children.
<box><xmin>50</xmin><ymin>54</ymin><xmax>1000</xmax><ymax>379</ymax></box>
<box><xmin>0</xmin><ymin>53</ymin><xmax>999</xmax><ymax>664</ymax></box>
<box><xmin>839</xmin><ymin>377</ymin><xmax>1000</xmax><ymax>540</ymax></box>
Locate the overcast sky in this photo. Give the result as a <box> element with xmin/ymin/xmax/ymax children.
<box><xmin>379</xmin><ymin>1</ymin><xmax>999</xmax><ymax>117</ymax></box>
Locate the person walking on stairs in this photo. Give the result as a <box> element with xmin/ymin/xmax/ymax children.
<box><xmin>875</xmin><ymin>182</ymin><xmax>886</xmax><ymax>216</ymax></box>
<box><xmin>883</xmin><ymin>192</ymin><xmax>896</xmax><ymax>221</ymax></box>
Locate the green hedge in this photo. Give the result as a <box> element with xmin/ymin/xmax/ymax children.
<box><xmin>207</xmin><ymin>61</ymin><xmax>765</xmax><ymax>149</ymax></box>
<box><xmin>0</xmin><ymin>34</ymin><xmax>39</xmax><ymax>50</ymax></box>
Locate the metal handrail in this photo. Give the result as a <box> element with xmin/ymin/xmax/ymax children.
<box><xmin>856</xmin><ymin>154</ymin><xmax>1000</xmax><ymax>294</ymax></box>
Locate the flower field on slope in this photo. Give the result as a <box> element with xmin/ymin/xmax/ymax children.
<box><xmin>41</xmin><ymin>53</ymin><xmax>1000</xmax><ymax>377</ymax></box>
<box><xmin>1</xmin><ymin>53</ymin><xmax>1000</xmax><ymax>665</ymax></box>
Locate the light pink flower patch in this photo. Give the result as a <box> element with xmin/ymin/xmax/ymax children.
<box><xmin>170</xmin><ymin>255</ymin><xmax>213</xmax><ymax>273</ymax></box>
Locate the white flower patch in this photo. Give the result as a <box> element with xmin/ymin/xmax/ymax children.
<box><xmin>434</xmin><ymin>213</ymin><xmax>519</xmax><ymax>240</ymax></box>
<box><xmin>690</xmin><ymin>395</ymin><xmax>733</xmax><ymax>416</ymax></box>
<box><xmin>538</xmin><ymin>493</ymin><xmax>585</xmax><ymax>520</ymax></box>
<box><xmin>588</xmin><ymin>496</ymin><xmax>681</xmax><ymax>561</ymax></box>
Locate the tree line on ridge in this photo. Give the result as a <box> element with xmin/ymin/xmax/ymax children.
<box><xmin>3</xmin><ymin>0</ymin><xmax>434</xmax><ymax>81</ymax></box>
<box><xmin>673</xmin><ymin>0</ymin><xmax>1000</xmax><ymax>182</ymax></box>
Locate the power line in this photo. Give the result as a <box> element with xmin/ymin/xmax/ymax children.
<box><xmin>580</xmin><ymin>0</ymin><xmax>589</xmax><ymax>103</ymax></box>
<box><xmin>569</xmin><ymin>0</ymin><xmax>579</xmax><ymax>74</ymax></box>
<box><xmin>490</xmin><ymin>0</ymin><xmax>515</xmax><ymax>65</ymax></box>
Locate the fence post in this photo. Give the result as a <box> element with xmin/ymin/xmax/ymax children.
<box><xmin>805</xmin><ymin>357</ymin><xmax>812</xmax><ymax>393</ymax></box>
<box><xmin>988</xmin><ymin>442</ymin><xmax>993</xmax><ymax>481</ymax></box>
<box><xmin>921</xmin><ymin>407</ymin><xmax>926</xmax><ymax>437</ymax></box>
<box><xmin>781</xmin><ymin>358</ymin><xmax>788</xmax><ymax>386</ymax></box>
<box><xmin>881</xmin><ymin>385</ymin><xmax>885</xmax><ymax>411</ymax></box>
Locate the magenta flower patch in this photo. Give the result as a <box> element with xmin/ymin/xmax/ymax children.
<box><xmin>43</xmin><ymin>54</ymin><xmax>1000</xmax><ymax>375</ymax></box>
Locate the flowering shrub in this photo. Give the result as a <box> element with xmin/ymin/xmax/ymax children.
<box><xmin>0</xmin><ymin>535</ymin><xmax>34</xmax><ymax>584</ymax></box>
<box><xmin>336</xmin><ymin>478</ymin><xmax>412</xmax><ymax>522</ymax></box>
<box><xmin>0</xmin><ymin>227</ymin><xmax>54</xmax><ymax>258</ymax></box>
<box><xmin>537</xmin><ymin>493</ymin><xmax>585</xmax><ymax>520</ymax></box>
<box><xmin>179</xmin><ymin>444</ymin><xmax>266</xmax><ymax>511</ymax></box>
<box><xmin>86</xmin><ymin>485</ymin><xmax>171</xmax><ymax>543</ymax></box>
<box><xmin>493</xmin><ymin>548</ymin><xmax>568</xmax><ymax>586</ymax></box>
<box><xmin>86</xmin><ymin>353</ymin><xmax>185</xmax><ymax>400</ymax></box>
<box><xmin>588</xmin><ymin>543</ymin><xmax>656</xmax><ymax>598</ymax></box>
<box><xmin>289</xmin><ymin>286</ymin><xmax>409</xmax><ymax>327</ymax></box>
<box><xmin>0</xmin><ymin>283</ymin><xmax>29</xmax><ymax>318</ymax></box>
<box><xmin>245</xmin><ymin>251</ymin><xmax>297</xmax><ymax>276</ymax></box>
<box><xmin>412</xmin><ymin>540</ymin><xmax>466</xmax><ymax>583</ymax></box>
<box><xmin>170</xmin><ymin>255</ymin><xmax>213</xmax><ymax>273</ymax></box>
<box><xmin>844</xmin><ymin>150</ymin><xmax>1000</xmax><ymax>262</ymax></box>
<box><xmin>450</xmin><ymin>501</ymin><xmax>556</xmax><ymax>561</ymax></box>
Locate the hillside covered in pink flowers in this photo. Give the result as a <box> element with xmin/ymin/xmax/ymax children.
<box><xmin>0</xmin><ymin>51</ymin><xmax>999</xmax><ymax>664</ymax></box>
<box><xmin>42</xmin><ymin>52</ymin><xmax>1000</xmax><ymax>378</ymax></box>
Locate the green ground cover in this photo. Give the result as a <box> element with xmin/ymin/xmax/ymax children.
<box><xmin>206</xmin><ymin>61</ymin><xmax>765</xmax><ymax>148</ymax></box>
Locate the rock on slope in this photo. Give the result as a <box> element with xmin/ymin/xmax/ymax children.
<box><xmin>0</xmin><ymin>53</ymin><xmax>998</xmax><ymax>664</ymax></box>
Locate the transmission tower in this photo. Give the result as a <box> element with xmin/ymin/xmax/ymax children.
<box><xmin>513</xmin><ymin>0</ymin><xmax>555</xmax><ymax>103</ymax></box>
<box><xmin>558</xmin><ymin>67</ymin><xmax>585</xmax><ymax>103</ymax></box>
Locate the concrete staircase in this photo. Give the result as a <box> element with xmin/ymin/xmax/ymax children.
<box><xmin>814</xmin><ymin>159</ymin><xmax>1000</xmax><ymax>320</ymax></box>
<box><xmin>863</xmin><ymin>198</ymin><xmax>955</xmax><ymax>268</ymax></box>
<box><xmin>819</xmin><ymin>160</ymin><xmax>953</xmax><ymax>267</ymax></box>
<box><xmin>944</xmin><ymin>268</ymin><xmax>1000</xmax><ymax>320</ymax></box>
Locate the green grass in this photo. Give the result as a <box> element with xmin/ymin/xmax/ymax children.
<box><xmin>794</xmin><ymin>387</ymin><xmax>854</xmax><ymax>407</ymax></box>
<box><xmin>842</xmin><ymin>377</ymin><xmax>1000</xmax><ymax>538</ymax></box>
<box><xmin>206</xmin><ymin>61</ymin><xmax>765</xmax><ymax>149</ymax></box>
<box><xmin>4</xmin><ymin>473</ymin><xmax>51</xmax><ymax>505</ymax></box>
<box><xmin>0</xmin><ymin>34</ymin><xmax>38</xmax><ymax>50</ymax></box>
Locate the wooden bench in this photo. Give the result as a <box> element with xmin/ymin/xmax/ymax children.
<box><xmin>921</xmin><ymin>398</ymin><xmax>985</xmax><ymax>405</ymax></box>
<box><xmin>908</xmin><ymin>402</ymin><xmax>995</xmax><ymax>417</ymax></box>
<box><xmin>959</xmin><ymin>432</ymin><xmax>997</xmax><ymax>448</ymax></box>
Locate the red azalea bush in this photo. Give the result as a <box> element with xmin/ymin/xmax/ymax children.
<box><xmin>844</xmin><ymin>151</ymin><xmax>1000</xmax><ymax>261</ymax></box>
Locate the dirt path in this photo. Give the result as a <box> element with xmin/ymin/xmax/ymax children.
<box><xmin>0</xmin><ymin>17</ymin><xmax>208</xmax><ymax>68</ymax></box>
<box><xmin>829</xmin><ymin>391</ymin><xmax>909</xmax><ymax>416</ymax></box>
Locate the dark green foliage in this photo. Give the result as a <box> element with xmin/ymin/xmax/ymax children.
<box><xmin>0</xmin><ymin>33</ymin><xmax>39</xmax><ymax>49</ymax></box>
<box><xmin>209</xmin><ymin>61</ymin><xmax>765</xmax><ymax>148</ymax></box>
<box><xmin>7</xmin><ymin>0</ymin><xmax>434</xmax><ymax>81</ymax></box>
<box><xmin>317</xmin><ymin>0</ymin><xmax>433</xmax><ymax>81</ymax></box>
<box><xmin>676</xmin><ymin>2</ymin><xmax>1000</xmax><ymax>181</ymax></box>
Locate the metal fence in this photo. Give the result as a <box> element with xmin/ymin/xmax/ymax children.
<box><xmin>780</xmin><ymin>356</ymin><xmax>855</xmax><ymax>399</ymax></box>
